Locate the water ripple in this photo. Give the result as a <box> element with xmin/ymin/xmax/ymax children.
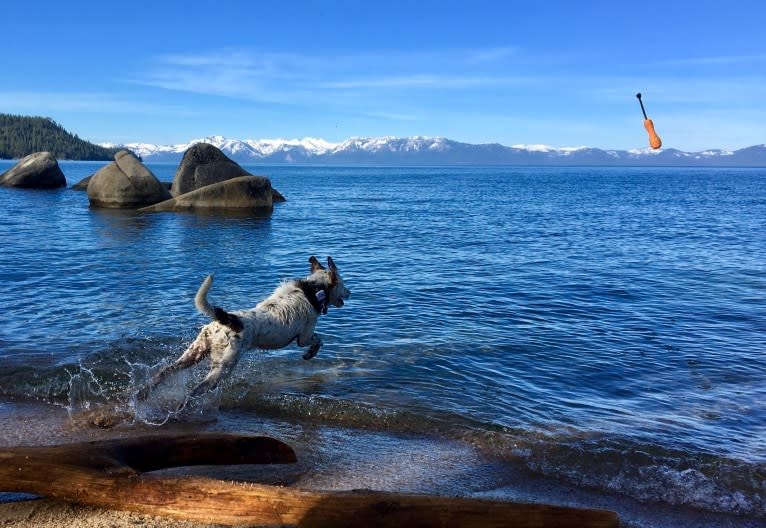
<box><xmin>1</xmin><ymin>163</ymin><xmax>765</xmax><ymax>517</ymax></box>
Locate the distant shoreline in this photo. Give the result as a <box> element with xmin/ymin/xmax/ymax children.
<box><xmin>3</xmin><ymin>158</ymin><xmax>766</xmax><ymax>170</ymax></box>
<box><xmin>102</xmin><ymin>136</ymin><xmax>766</xmax><ymax>168</ymax></box>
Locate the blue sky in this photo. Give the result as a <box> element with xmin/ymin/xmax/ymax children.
<box><xmin>2</xmin><ymin>0</ymin><xmax>764</xmax><ymax>151</ymax></box>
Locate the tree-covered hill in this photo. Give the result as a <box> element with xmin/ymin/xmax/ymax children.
<box><xmin>0</xmin><ymin>114</ymin><xmax>121</xmax><ymax>160</ymax></box>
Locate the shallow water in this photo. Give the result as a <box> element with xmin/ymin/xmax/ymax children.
<box><xmin>1</xmin><ymin>160</ymin><xmax>765</xmax><ymax>526</ymax></box>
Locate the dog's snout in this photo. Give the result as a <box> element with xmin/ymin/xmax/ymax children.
<box><xmin>333</xmin><ymin>287</ymin><xmax>349</xmax><ymax>308</ymax></box>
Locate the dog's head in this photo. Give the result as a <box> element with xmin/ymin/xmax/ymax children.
<box><xmin>309</xmin><ymin>256</ymin><xmax>350</xmax><ymax>308</ymax></box>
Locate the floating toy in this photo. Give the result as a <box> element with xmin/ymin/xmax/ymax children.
<box><xmin>636</xmin><ymin>92</ymin><xmax>662</xmax><ymax>149</ymax></box>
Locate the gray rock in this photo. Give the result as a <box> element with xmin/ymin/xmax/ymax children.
<box><xmin>0</xmin><ymin>152</ymin><xmax>66</xmax><ymax>189</ymax></box>
<box><xmin>73</xmin><ymin>174</ymin><xmax>170</xmax><ymax>192</ymax></box>
<box><xmin>71</xmin><ymin>175</ymin><xmax>92</xmax><ymax>191</ymax></box>
<box><xmin>140</xmin><ymin>175</ymin><xmax>274</xmax><ymax>213</ymax></box>
<box><xmin>171</xmin><ymin>143</ymin><xmax>251</xmax><ymax>196</ymax></box>
<box><xmin>87</xmin><ymin>150</ymin><xmax>171</xmax><ymax>208</ymax></box>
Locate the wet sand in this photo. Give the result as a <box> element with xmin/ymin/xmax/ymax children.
<box><xmin>1</xmin><ymin>402</ymin><xmax>764</xmax><ymax>528</ymax></box>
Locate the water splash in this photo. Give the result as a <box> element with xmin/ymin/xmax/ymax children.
<box><xmin>129</xmin><ymin>364</ymin><xmax>221</xmax><ymax>427</ymax></box>
<box><xmin>60</xmin><ymin>355</ymin><xmax>221</xmax><ymax>428</ymax></box>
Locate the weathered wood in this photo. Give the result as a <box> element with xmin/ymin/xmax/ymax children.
<box><xmin>0</xmin><ymin>434</ymin><xmax>619</xmax><ymax>527</ymax></box>
<box><xmin>0</xmin><ymin>432</ymin><xmax>296</xmax><ymax>495</ymax></box>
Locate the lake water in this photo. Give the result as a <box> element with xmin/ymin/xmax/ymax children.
<box><xmin>1</xmin><ymin>160</ymin><xmax>765</xmax><ymax>527</ymax></box>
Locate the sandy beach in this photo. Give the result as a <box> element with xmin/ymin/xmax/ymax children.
<box><xmin>0</xmin><ymin>498</ymin><xmax>219</xmax><ymax>528</ymax></box>
<box><xmin>0</xmin><ymin>402</ymin><xmax>534</xmax><ymax>528</ymax></box>
<box><xmin>3</xmin><ymin>402</ymin><xmax>765</xmax><ymax>527</ymax></box>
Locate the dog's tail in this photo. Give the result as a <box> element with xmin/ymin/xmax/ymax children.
<box><xmin>195</xmin><ymin>275</ymin><xmax>217</xmax><ymax>318</ymax></box>
<box><xmin>195</xmin><ymin>275</ymin><xmax>244</xmax><ymax>332</ymax></box>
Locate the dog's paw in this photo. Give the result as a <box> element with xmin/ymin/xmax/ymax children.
<box><xmin>174</xmin><ymin>398</ymin><xmax>190</xmax><ymax>413</ymax></box>
<box><xmin>302</xmin><ymin>348</ymin><xmax>319</xmax><ymax>360</ymax></box>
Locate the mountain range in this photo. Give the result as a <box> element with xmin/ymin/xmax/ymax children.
<box><xmin>103</xmin><ymin>135</ymin><xmax>766</xmax><ymax>167</ymax></box>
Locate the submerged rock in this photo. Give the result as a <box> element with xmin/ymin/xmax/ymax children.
<box><xmin>87</xmin><ymin>150</ymin><xmax>171</xmax><ymax>208</ymax></box>
<box><xmin>140</xmin><ymin>175</ymin><xmax>275</xmax><ymax>213</ymax></box>
<box><xmin>71</xmin><ymin>175</ymin><xmax>92</xmax><ymax>191</ymax></box>
<box><xmin>0</xmin><ymin>152</ymin><xmax>66</xmax><ymax>189</ymax></box>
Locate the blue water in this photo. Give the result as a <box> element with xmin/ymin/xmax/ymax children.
<box><xmin>1</xmin><ymin>160</ymin><xmax>765</xmax><ymax>525</ymax></box>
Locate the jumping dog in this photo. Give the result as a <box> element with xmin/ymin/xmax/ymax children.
<box><xmin>138</xmin><ymin>256</ymin><xmax>350</xmax><ymax>405</ymax></box>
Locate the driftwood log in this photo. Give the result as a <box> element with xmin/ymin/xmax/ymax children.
<box><xmin>0</xmin><ymin>433</ymin><xmax>619</xmax><ymax>527</ymax></box>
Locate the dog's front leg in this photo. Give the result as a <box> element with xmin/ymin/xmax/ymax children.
<box><xmin>299</xmin><ymin>333</ymin><xmax>322</xmax><ymax>360</ymax></box>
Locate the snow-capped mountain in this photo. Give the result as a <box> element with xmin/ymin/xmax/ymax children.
<box><xmin>101</xmin><ymin>135</ymin><xmax>335</xmax><ymax>162</ymax></box>
<box><xmin>102</xmin><ymin>136</ymin><xmax>766</xmax><ymax>167</ymax></box>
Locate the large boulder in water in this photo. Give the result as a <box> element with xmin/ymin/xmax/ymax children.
<box><xmin>73</xmin><ymin>174</ymin><xmax>170</xmax><ymax>192</ymax></box>
<box><xmin>0</xmin><ymin>152</ymin><xmax>66</xmax><ymax>189</ymax></box>
<box><xmin>139</xmin><ymin>175</ymin><xmax>274</xmax><ymax>214</ymax></box>
<box><xmin>171</xmin><ymin>143</ymin><xmax>284</xmax><ymax>203</ymax></box>
<box><xmin>87</xmin><ymin>150</ymin><xmax>171</xmax><ymax>208</ymax></box>
<box><xmin>172</xmin><ymin>143</ymin><xmax>249</xmax><ymax>196</ymax></box>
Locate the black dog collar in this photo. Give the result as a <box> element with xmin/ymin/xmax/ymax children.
<box><xmin>297</xmin><ymin>281</ymin><xmax>329</xmax><ymax>315</ymax></box>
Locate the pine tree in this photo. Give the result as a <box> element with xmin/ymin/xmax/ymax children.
<box><xmin>0</xmin><ymin>114</ymin><xmax>121</xmax><ymax>160</ymax></box>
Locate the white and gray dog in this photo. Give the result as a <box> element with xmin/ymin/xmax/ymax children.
<box><xmin>138</xmin><ymin>256</ymin><xmax>350</xmax><ymax>405</ymax></box>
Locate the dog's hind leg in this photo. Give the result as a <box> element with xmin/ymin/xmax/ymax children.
<box><xmin>174</xmin><ymin>351</ymin><xmax>238</xmax><ymax>413</ymax></box>
<box><xmin>136</xmin><ymin>332</ymin><xmax>211</xmax><ymax>400</ymax></box>
<box><xmin>187</xmin><ymin>360</ymin><xmax>231</xmax><ymax>399</ymax></box>
<box><xmin>186</xmin><ymin>337</ymin><xmax>243</xmax><ymax>400</ymax></box>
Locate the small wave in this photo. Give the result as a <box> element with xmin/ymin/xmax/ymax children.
<box><xmin>0</xmin><ymin>339</ymin><xmax>213</xmax><ymax>428</ymax></box>
<box><xmin>219</xmin><ymin>389</ymin><xmax>457</xmax><ymax>434</ymax></box>
<box><xmin>2</xmin><ymin>347</ymin><xmax>764</xmax><ymax>519</ymax></box>
<box><xmin>465</xmin><ymin>429</ymin><xmax>766</xmax><ymax>518</ymax></box>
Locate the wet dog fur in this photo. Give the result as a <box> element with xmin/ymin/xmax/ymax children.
<box><xmin>137</xmin><ymin>256</ymin><xmax>350</xmax><ymax>407</ymax></box>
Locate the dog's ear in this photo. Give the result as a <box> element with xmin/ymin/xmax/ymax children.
<box><xmin>326</xmin><ymin>257</ymin><xmax>338</xmax><ymax>285</ymax></box>
<box><xmin>309</xmin><ymin>256</ymin><xmax>325</xmax><ymax>273</ymax></box>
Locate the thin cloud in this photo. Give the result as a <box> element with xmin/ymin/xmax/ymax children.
<box><xmin>136</xmin><ymin>50</ymin><xmax>330</xmax><ymax>103</ymax></box>
<box><xmin>0</xmin><ymin>91</ymin><xmax>173</xmax><ymax>114</ymax></box>
<box><xmin>320</xmin><ymin>74</ymin><xmax>513</xmax><ymax>90</ymax></box>
<box><xmin>659</xmin><ymin>54</ymin><xmax>766</xmax><ymax>66</ymax></box>
<box><xmin>365</xmin><ymin>111</ymin><xmax>418</xmax><ymax>121</ymax></box>
<box><xmin>132</xmin><ymin>47</ymin><xmax>542</xmax><ymax>102</ymax></box>
<box><xmin>581</xmin><ymin>73</ymin><xmax>766</xmax><ymax>107</ymax></box>
<box><xmin>465</xmin><ymin>46</ymin><xmax>520</xmax><ymax>64</ymax></box>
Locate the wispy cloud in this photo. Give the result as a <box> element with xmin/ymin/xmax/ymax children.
<box><xmin>584</xmin><ymin>75</ymin><xmax>766</xmax><ymax>106</ymax></box>
<box><xmin>0</xmin><ymin>91</ymin><xmax>174</xmax><ymax>114</ymax></box>
<box><xmin>464</xmin><ymin>46</ymin><xmax>520</xmax><ymax>64</ymax></box>
<box><xmin>320</xmin><ymin>74</ymin><xmax>538</xmax><ymax>90</ymax></box>
<box><xmin>658</xmin><ymin>54</ymin><xmax>766</xmax><ymax>66</ymax></box>
<box><xmin>135</xmin><ymin>50</ymin><xmax>332</xmax><ymax>103</ymax></box>
<box><xmin>132</xmin><ymin>47</ymin><xmax>540</xmax><ymax>103</ymax></box>
<box><xmin>365</xmin><ymin>111</ymin><xmax>418</xmax><ymax>121</ymax></box>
